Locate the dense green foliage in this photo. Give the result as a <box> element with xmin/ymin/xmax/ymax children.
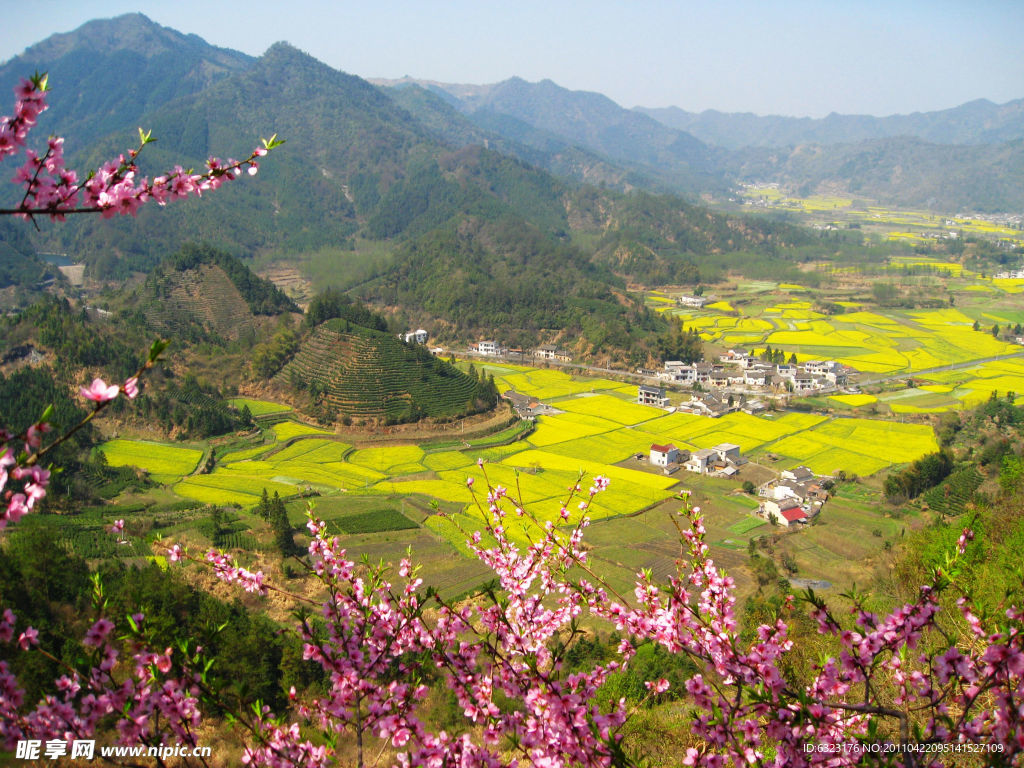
<box><xmin>306</xmin><ymin>288</ymin><xmax>388</xmax><ymax>332</ymax></box>
<box><xmin>251</xmin><ymin>320</ymin><xmax>302</xmax><ymax>379</ymax></box>
<box><xmin>0</xmin><ymin>220</ymin><xmax>52</xmax><ymax>297</ymax></box>
<box><xmin>134</xmin><ymin>373</ymin><xmax>253</xmax><ymax>438</ymax></box>
<box><xmin>892</xmin><ymin>451</ymin><xmax>1024</xmax><ymax>622</ymax></box>
<box><xmin>256</xmin><ymin>490</ymin><xmax>299</xmax><ymax>557</ymax></box>
<box><xmin>7</xmin><ymin>296</ymin><xmax>140</xmax><ymax>377</ymax></box>
<box><xmin>883</xmin><ymin>450</ymin><xmax>954</xmax><ymax>502</ymax></box>
<box><xmin>656</xmin><ymin>319</ymin><xmax>704</xmax><ymax>363</ymax></box>
<box><xmin>0</xmin><ymin>526</ymin><xmax>320</xmax><ymax>711</ymax></box>
<box><xmin>0</xmin><ymin>365</ymin><xmax>98</xmax><ymax>497</ymax></box>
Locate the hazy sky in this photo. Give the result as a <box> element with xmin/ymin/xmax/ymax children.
<box><xmin>2</xmin><ymin>0</ymin><xmax>1022</xmax><ymax>117</ymax></box>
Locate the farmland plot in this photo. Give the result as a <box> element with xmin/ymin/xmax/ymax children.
<box><xmin>100</xmin><ymin>439</ymin><xmax>203</xmax><ymax>481</ymax></box>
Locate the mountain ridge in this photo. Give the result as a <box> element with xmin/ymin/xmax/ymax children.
<box><xmin>636</xmin><ymin>97</ymin><xmax>1024</xmax><ymax>148</ymax></box>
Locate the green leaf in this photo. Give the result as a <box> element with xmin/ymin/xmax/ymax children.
<box><xmin>38</xmin><ymin>403</ymin><xmax>54</xmax><ymax>424</ymax></box>
<box><xmin>148</xmin><ymin>338</ymin><xmax>170</xmax><ymax>363</ymax></box>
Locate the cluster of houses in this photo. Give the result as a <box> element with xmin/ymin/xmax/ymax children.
<box><xmin>657</xmin><ymin>350</ymin><xmax>849</xmax><ymax>394</ymax></box>
<box><xmin>649</xmin><ymin>442</ymin><xmax>746</xmax><ymax>477</ymax></box>
<box><xmin>637</xmin><ymin>384</ymin><xmax>763</xmax><ymax>418</ymax></box>
<box><xmin>757</xmin><ymin>465</ymin><xmax>828</xmax><ymax>527</ymax></box>
<box><xmin>469</xmin><ymin>341</ymin><xmax>572</xmax><ymax>361</ymax></box>
<box><xmin>995</xmin><ymin>269</ymin><xmax>1024</xmax><ymax>280</ymax></box>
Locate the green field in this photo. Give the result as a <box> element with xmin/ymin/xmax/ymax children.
<box><xmin>228</xmin><ymin>397</ymin><xmax>292</xmax><ymax>416</ymax></box>
<box><xmin>272</xmin><ymin>421</ymin><xmax>334</xmax><ymax>440</ymax></box>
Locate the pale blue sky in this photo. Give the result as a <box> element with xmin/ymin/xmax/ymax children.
<box><xmin>2</xmin><ymin>0</ymin><xmax>1022</xmax><ymax>117</ymax></box>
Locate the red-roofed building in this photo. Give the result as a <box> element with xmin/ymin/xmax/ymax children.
<box><xmin>650</xmin><ymin>443</ymin><xmax>681</xmax><ymax>467</ymax></box>
<box><xmin>762</xmin><ymin>498</ymin><xmax>808</xmax><ymax>526</ymax></box>
<box><xmin>780</xmin><ymin>507</ymin><xmax>807</xmax><ymax>526</ymax></box>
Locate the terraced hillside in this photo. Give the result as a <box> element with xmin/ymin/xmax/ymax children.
<box><xmin>276</xmin><ymin>319</ymin><xmax>493</xmax><ymax>422</ymax></box>
<box><xmin>144</xmin><ymin>263</ymin><xmax>258</xmax><ymax>340</ymax></box>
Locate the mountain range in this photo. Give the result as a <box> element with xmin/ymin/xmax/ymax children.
<box><xmin>635</xmin><ymin>99</ymin><xmax>1024</xmax><ymax>149</ymax></box>
<box><xmin>0</xmin><ymin>13</ymin><xmax>1019</xmax><ymax>353</ymax></box>
<box><xmin>377</xmin><ymin>76</ymin><xmax>1024</xmax><ymax>213</ymax></box>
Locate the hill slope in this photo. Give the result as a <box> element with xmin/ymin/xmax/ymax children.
<box><xmin>275</xmin><ymin>319</ymin><xmax>495</xmax><ymax>423</ymax></box>
<box><xmin>135</xmin><ymin>245</ymin><xmax>298</xmax><ymax>341</ymax></box>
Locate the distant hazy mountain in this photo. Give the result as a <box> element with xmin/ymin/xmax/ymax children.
<box><xmin>376</xmin><ymin>76</ymin><xmax>730</xmax><ymax>197</ymax></box>
<box><xmin>636</xmin><ymin>99</ymin><xmax>1024</xmax><ymax>149</ymax></box>
<box><xmin>725</xmin><ymin>136</ymin><xmax>1024</xmax><ymax>212</ymax></box>
<box><xmin>383</xmin><ymin>83</ymin><xmax>667</xmax><ymax>192</ymax></box>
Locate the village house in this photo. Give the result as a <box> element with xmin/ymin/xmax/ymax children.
<box><xmin>779</xmin><ymin>506</ymin><xmax>809</xmax><ymax>526</ymax></box>
<box><xmin>823</xmin><ymin>368</ymin><xmax>848</xmax><ymax>386</ymax></box>
<box><xmin>761</xmin><ymin>498</ymin><xmax>807</xmax><ymax>526</ymax></box>
<box><xmin>684</xmin><ymin>448</ymin><xmax>716</xmax><ymax>473</ymax></box>
<box><xmin>534</xmin><ymin>344</ymin><xmax>572</xmax><ymax>362</ymax></box>
<box><xmin>743</xmin><ymin>369</ymin><xmax>769</xmax><ymax>387</ymax></box>
<box><xmin>660</xmin><ymin>361</ymin><xmax>697</xmax><ymax>383</ymax></box>
<box><xmin>681</xmin><ymin>443</ymin><xmax>746</xmax><ymax>476</ymax></box>
<box><xmin>741</xmin><ymin>398</ymin><xmax>766</xmax><ymax>414</ymax></box>
<box><xmin>637</xmin><ymin>384</ymin><xmax>669</xmax><ymax>407</ymax></box>
<box><xmin>712</xmin><ymin>443</ymin><xmax>743</xmax><ymax>465</ymax></box>
<box><xmin>681</xmin><ymin>392</ymin><xmax>731</xmax><ymax>418</ymax></box>
<box><xmin>402</xmin><ymin>329</ymin><xmax>428</xmax><ymax>344</ymax></box>
<box><xmin>503</xmin><ymin>390</ymin><xmax>558</xmax><ymax>419</ymax></box>
<box><xmin>782</xmin><ymin>466</ymin><xmax>815</xmax><ymax>483</ymax></box>
<box><xmin>475</xmin><ymin>340</ymin><xmax>503</xmax><ymax>356</ymax></box>
<box><xmin>678</xmin><ymin>294</ymin><xmax>709</xmax><ymax>308</ymax></box>
<box><xmin>726</xmin><ymin>370</ymin><xmax>747</xmax><ymax>386</ymax></box>
<box><xmin>792</xmin><ymin>374</ymin><xmax>816</xmax><ymax>391</ymax></box>
<box><xmin>776</xmin><ymin>364</ymin><xmax>797</xmax><ymax>379</ymax></box>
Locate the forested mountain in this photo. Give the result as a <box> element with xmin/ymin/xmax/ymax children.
<box><xmin>636</xmin><ymin>98</ymin><xmax>1024</xmax><ymax>149</ymax></box>
<box><xmin>0</xmin><ymin>13</ymin><xmax>253</xmax><ymax>148</ymax></box>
